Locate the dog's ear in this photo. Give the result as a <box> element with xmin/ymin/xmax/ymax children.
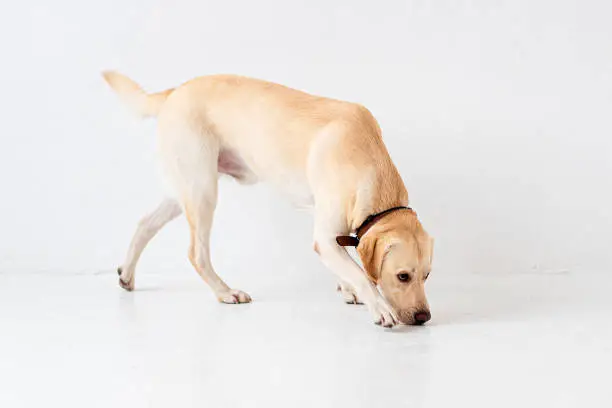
<box><xmin>357</xmin><ymin>236</ymin><xmax>377</xmax><ymax>282</ymax></box>
<box><xmin>358</xmin><ymin>236</ymin><xmax>391</xmax><ymax>282</ymax></box>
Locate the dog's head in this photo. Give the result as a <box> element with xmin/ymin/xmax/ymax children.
<box><xmin>357</xmin><ymin>211</ymin><xmax>433</xmax><ymax>325</ymax></box>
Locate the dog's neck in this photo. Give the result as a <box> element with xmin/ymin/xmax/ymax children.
<box><xmin>337</xmin><ymin>206</ymin><xmax>414</xmax><ymax>247</ymax></box>
<box><xmin>349</xmin><ymin>164</ymin><xmax>409</xmax><ymax>233</ymax></box>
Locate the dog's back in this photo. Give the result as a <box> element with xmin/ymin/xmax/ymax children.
<box><xmin>103</xmin><ymin>72</ymin><xmax>390</xmax><ymax>190</ymax></box>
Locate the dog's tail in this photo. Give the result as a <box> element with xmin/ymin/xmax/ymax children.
<box><xmin>102</xmin><ymin>71</ymin><xmax>174</xmax><ymax>118</ymax></box>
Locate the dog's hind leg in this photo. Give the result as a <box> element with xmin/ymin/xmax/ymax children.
<box><xmin>183</xmin><ymin>188</ymin><xmax>251</xmax><ymax>304</ymax></box>
<box><xmin>158</xmin><ymin>116</ymin><xmax>251</xmax><ymax>303</ymax></box>
<box><xmin>117</xmin><ymin>198</ymin><xmax>182</xmax><ymax>291</ymax></box>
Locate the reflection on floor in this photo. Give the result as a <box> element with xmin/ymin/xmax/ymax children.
<box><xmin>0</xmin><ymin>271</ymin><xmax>609</xmax><ymax>408</ymax></box>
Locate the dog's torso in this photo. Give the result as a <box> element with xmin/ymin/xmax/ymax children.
<box><xmin>156</xmin><ymin>75</ymin><xmax>407</xmax><ymax>221</ymax></box>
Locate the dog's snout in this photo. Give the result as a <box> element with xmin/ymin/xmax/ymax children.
<box><xmin>413</xmin><ymin>310</ymin><xmax>431</xmax><ymax>325</ymax></box>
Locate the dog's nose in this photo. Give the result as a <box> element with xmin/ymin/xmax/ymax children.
<box><xmin>413</xmin><ymin>310</ymin><xmax>431</xmax><ymax>325</ymax></box>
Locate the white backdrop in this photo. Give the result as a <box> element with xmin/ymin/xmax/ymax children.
<box><xmin>0</xmin><ymin>0</ymin><xmax>610</xmax><ymax>281</ymax></box>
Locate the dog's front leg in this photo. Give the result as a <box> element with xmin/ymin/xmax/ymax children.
<box><xmin>314</xmin><ymin>230</ymin><xmax>398</xmax><ymax>328</ymax></box>
<box><xmin>336</xmin><ymin>280</ymin><xmax>363</xmax><ymax>305</ymax></box>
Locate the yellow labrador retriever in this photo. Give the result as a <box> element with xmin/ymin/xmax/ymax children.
<box><xmin>103</xmin><ymin>72</ymin><xmax>434</xmax><ymax>328</ymax></box>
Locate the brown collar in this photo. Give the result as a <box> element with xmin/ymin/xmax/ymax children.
<box><xmin>336</xmin><ymin>206</ymin><xmax>414</xmax><ymax>247</ymax></box>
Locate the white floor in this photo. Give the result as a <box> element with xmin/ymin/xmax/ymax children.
<box><xmin>0</xmin><ymin>270</ymin><xmax>610</xmax><ymax>408</ymax></box>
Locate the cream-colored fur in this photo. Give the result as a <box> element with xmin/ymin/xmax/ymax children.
<box><xmin>103</xmin><ymin>71</ymin><xmax>433</xmax><ymax>327</ymax></box>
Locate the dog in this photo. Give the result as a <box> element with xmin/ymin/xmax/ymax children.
<box><xmin>103</xmin><ymin>72</ymin><xmax>434</xmax><ymax>328</ymax></box>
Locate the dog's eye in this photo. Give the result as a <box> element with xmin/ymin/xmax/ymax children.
<box><xmin>397</xmin><ymin>273</ymin><xmax>411</xmax><ymax>283</ymax></box>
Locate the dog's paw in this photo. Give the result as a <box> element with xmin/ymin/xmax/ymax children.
<box><xmin>368</xmin><ymin>297</ymin><xmax>399</xmax><ymax>328</ymax></box>
<box><xmin>117</xmin><ymin>267</ymin><xmax>134</xmax><ymax>291</ymax></box>
<box><xmin>336</xmin><ymin>283</ymin><xmax>363</xmax><ymax>305</ymax></box>
<box><xmin>218</xmin><ymin>289</ymin><xmax>252</xmax><ymax>304</ymax></box>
